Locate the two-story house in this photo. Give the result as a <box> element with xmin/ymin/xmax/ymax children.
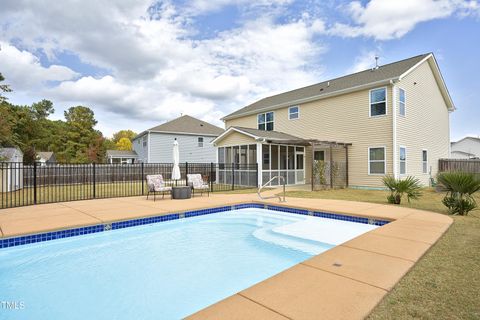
<box><xmin>133</xmin><ymin>115</ymin><xmax>224</xmax><ymax>163</ymax></box>
<box><xmin>212</xmin><ymin>53</ymin><xmax>455</xmax><ymax>189</ymax></box>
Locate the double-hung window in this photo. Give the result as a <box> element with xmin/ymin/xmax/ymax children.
<box><xmin>369</xmin><ymin>147</ymin><xmax>386</xmax><ymax>174</ymax></box>
<box><xmin>399</xmin><ymin>147</ymin><xmax>407</xmax><ymax>175</ymax></box>
<box><xmin>288</xmin><ymin>106</ymin><xmax>299</xmax><ymax>120</ymax></box>
<box><xmin>370</xmin><ymin>88</ymin><xmax>387</xmax><ymax>116</ymax></box>
<box><xmin>142</xmin><ymin>135</ymin><xmax>147</xmax><ymax>147</ymax></box>
<box><xmin>422</xmin><ymin>150</ymin><xmax>428</xmax><ymax>174</ymax></box>
<box><xmin>258</xmin><ymin>111</ymin><xmax>274</xmax><ymax>131</ymax></box>
<box><xmin>198</xmin><ymin>137</ymin><xmax>204</xmax><ymax>147</ymax></box>
<box><xmin>399</xmin><ymin>88</ymin><xmax>406</xmax><ymax>116</ymax></box>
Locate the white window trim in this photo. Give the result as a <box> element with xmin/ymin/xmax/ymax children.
<box><xmin>422</xmin><ymin>149</ymin><xmax>429</xmax><ymax>174</ymax></box>
<box><xmin>369</xmin><ymin>87</ymin><xmax>388</xmax><ymax>118</ymax></box>
<box><xmin>288</xmin><ymin>106</ymin><xmax>300</xmax><ymax>120</ymax></box>
<box><xmin>368</xmin><ymin>146</ymin><xmax>387</xmax><ymax>175</ymax></box>
<box><xmin>257</xmin><ymin>111</ymin><xmax>275</xmax><ymax>130</ymax></box>
<box><xmin>399</xmin><ymin>146</ymin><xmax>407</xmax><ymax>176</ymax></box>
<box><xmin>399</xmin><ymin>88</ymin><xmax>406</xmax><ymax>117</ymax></box>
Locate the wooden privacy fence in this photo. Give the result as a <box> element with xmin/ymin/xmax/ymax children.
<box><xmin>438</xmin><ymin>158</ymin><xmax>480</xmax><ymax>178</ymax></box>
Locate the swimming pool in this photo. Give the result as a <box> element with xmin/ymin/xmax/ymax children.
<box><xmin>0</xmin><ymin>206</ymin><xmax>382</xmax><ymax>319</ymax></box>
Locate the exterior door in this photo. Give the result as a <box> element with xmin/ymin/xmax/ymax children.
<box><xmin>295</xmin><ymin>152</ymin><xmax>305</xmax><ymax>184</ymax></box>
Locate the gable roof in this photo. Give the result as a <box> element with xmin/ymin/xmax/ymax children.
<box><xmin>106</xmin><ymin>150</ymin><xmax>138</xmax><ymax>158</ymax></box>
<box><xmin>223</xmin><ymin>53</ymin><xmax>454</xmax><ymax>120</ymax></box>
<box><xmin>0</xmin><ymin>147</ymin><xmax>23</xmax><ymax>161</ymax></box>
<box><xmin>134</xmin><ymin>115</ymin><xmax>224</xmax><ymax>140</ymax></box>
<box><xmin>212</xmin><ymin>126</ymin><xmax>309</xmax><ymax>145</ymax></box>
<box><xmin>452</xmin><ymin>136</ymin><xmax>480</xmax><ymax>145</ymax></box>
<box><xmin>37</xmin><ymin>151</ymin><xmax>54</xmax><ymax>161</ymax></box>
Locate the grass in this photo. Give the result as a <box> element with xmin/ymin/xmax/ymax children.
<box><xmin>284</xmin><ymin>187</ymin><xmax>480</xmax><ymax>319</ymax></box>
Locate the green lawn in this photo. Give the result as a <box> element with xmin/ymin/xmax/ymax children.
<box><xmin>284</xmin><ymin>188</ymin><xmax>480</xmax><ymax>320</ymax></box>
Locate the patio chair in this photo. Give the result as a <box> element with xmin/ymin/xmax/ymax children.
<box><xmin>146</xmin><ymin>175</ymin><xmax>172</xmax><ymax>201</ymax></box>
<box><xmin>187</xmin><ymin>174</ymin><xmax>210</xmax><ymax>197</ymax></box>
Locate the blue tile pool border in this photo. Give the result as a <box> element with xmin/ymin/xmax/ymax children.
<box><xmin>0</xmin><ymin>202</ymin><xmax>390</xmax><ymax>250</ymax></box>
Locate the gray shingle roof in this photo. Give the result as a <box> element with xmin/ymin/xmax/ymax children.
<box><xmin>147</xmin><ymin>115</ymin><xmax>224</xmax><ymax>136</ymax></box>
<box><xmin>224</xmin><ymin>53</ymin><xmax>430</xmax><ymax>120</ymax></box>
<box><xmin>233</xmin><ymin>126</ymin><xmax>305</xmax><ymax>141</ymax></box>
<box><xmin>37</xmin><ymin>151</ymin><xmax>54</xmax><ymax>160</ymax></box>
<box><xmin>0</xmin><ymin>147</ymin><xmax>23</xmax><ymax>161</ymax></box>
<box><xmin>106</xmin><ymin>150</ymin><xmax>138</xmax><ymax>157</ymax></box>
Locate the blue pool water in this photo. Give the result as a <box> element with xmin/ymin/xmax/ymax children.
<box><xmin>0</xmin><ymin>208</ymin><xmax>377</xmax><ymax>319</ymax></box>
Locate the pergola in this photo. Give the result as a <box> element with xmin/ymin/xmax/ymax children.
<box><xmin>308</xmin><ymin>140</ymin><xmax>352</xmax><ymax>190</ymax></box>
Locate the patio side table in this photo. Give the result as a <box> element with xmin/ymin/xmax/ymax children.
<box><xmin>172</xmin><ymin>186</ymin><xmax>192</xmax><ymax>199</ymax></box>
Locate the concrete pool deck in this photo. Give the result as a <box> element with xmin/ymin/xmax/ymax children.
<box><xmin>0</xmin><ymin>193</ymin><xmax>452</xmax><ymax>320</ymax></box>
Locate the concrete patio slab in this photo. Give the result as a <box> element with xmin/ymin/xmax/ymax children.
<box><xmin>0</xmin><ymin>193</ymin><xmax>453</xmax><ymax>320</ymax></box>
<box><xmin>371</xmin><ymin>223</ymin><xmax>445</xmax><ymax>244</ymax></box>
<box><xmin>1</xmin><ymin>211</ymin><xmax>102</xmax><ymax>237</ymax></box>
<box><xmin>342</xmin><ymin>232</ymin><xmax>431</xmax><ymax>262</ymax></box>
<box><xmin>241</xmin><ymin>264</ymin><xmax>387</xmax><ymax>320</ymax></box>
<box><xmin>302</xmin><ymin>245</ymin><xmax>414</xmax><ymax>290</ymax></box>
<box><xmin>187</xmin><ymin>294</ymin><xmax>289</xmax><ymax>320</ymax></box>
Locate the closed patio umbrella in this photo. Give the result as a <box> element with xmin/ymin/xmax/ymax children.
<box><xmin>172</xmin><ymin>139</ymin><xmax>181</xmax><ymax>183</ymax></box>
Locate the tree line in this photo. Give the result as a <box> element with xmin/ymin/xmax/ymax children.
<box><xmin>0</xmin><ymin>73</ymin><xmax>136</xmax><ymax>163</ymax></box>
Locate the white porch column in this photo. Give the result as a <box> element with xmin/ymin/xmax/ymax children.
<box><xmin>256</xmin><ymin>142</ymin><xmax>262</xmax><ymax>187</ymax></box>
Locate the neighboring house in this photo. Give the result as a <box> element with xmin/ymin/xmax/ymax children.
<box><xmin>133</xmin><ymin>115</ymin><xmax>224</xmax><ymax>163</ymax></box>
<box><xmin>450</xmin><ymin>137</ymin><xmax>480</xmax><ymax>159</ymax></box>
<box><xmin>0</xmin><ymin>147</ymin><xmax>23</xmax><ymax>162</ymax></box>
<box><xmin>36</xmin><ymin>151</ymin><xmax>56</xmax><ymax>165</ymax></box>
<box><xmin>106</xmin><ymin>150</ymin><xmax>138</xmax><ymax>164</ymax></box>
<box><xmin>213</xmin><ymin>53</ymin><xmax>455</xmax><ymax>188</ymax></box>
<box><xmin>0</xmin><ymin>147</ymin><xmax>24</xmax><ymax>192</ymax></box>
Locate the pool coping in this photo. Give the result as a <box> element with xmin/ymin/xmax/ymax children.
<box><xmin>0</xmin><ymin>196</ymin><xmax>453</xmax><ymax>319</ymax></box>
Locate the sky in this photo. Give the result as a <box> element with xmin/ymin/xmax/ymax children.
<box><xmin>0</xmin><ymin>0</ymin><xmax>479</xmax><ymax>141</ymax></box>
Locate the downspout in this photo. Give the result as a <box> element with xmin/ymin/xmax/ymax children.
<box><xmin>391</xmin><ymin>80</ymin><xmax>398</xmax><ymax>179</ymax></box>
<box><xmin>147</xmin><ymin>131</ymin><xmax>151</xmax><ymax>163</ymax></box>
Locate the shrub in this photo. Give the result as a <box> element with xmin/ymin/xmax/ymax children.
<box><xmin>383</xmin><ymin>175</ymin><xmax>422</xmax><ymax>205</ymax></box>
<box><xmin>437</xmin><ymin>172</ymin><xmax>480</xmax><ymax>215</ymax></box>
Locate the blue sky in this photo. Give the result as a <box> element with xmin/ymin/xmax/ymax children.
<box><xmin>0</xmin><ymin>0</ymin><xmax>479</xmax><ymax>140</ymax></box>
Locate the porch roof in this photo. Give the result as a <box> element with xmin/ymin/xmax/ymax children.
<box><xmin>213</xmin><ymin>126</ymin><xmax>352</xmax><ymax>147</ymax></box>
<box><xmin>213</xmin><ymin>126</ymin><xmax>311</xmax><ymax>146</ymax></box>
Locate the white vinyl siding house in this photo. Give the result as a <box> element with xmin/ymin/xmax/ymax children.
<box><xmin>132</xmin><ymin>115</ymin><xmax>224</xmax><ymax>163</ymax></box>
<box><xmin>450</xmin><ymin>137</ymin><xmax>480</xmax><ymax>159</ymax></box>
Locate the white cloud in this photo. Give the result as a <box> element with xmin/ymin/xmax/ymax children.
<box><xmin>331</xmin><ymin>0</ymin><xmax>477</xmax><ymax>40</ymax></box>
<box><xmin>347</xmin><ymin>50</ymin><xmax>381</xmax><ymax>73</ymax></box>
<box><xmin>0</xmin><ymin>42</ymin><xmax>78</xmax><ymax>91</ymax></box>
<box><xmin>0</xmin><ymin>1</ymin><xmax>327</xmax><ymax>135</ymax></box>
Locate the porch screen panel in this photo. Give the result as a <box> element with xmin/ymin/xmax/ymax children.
<box><xmin>248</xmin><ymin>145</ymin><xmax>256</xmax><ymax>165</ymax></box>
<box><xmin>262</xmin><ymin>145</ymin><xmax>270</xmax><ymax>170</ymax></box>
<box><xmin>271</xmin><ymin>145</ymin><xmax>279</xmax><ymax>170</ymax></box>
<box><xmin>280</xmin><ymin>146</ymin><xmax>287</xmax><ymax>170</ymax></box>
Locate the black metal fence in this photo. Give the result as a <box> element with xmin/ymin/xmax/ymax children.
<box><xmin>0</xmin><ymin>162</ymin><xmax>258</xmax><ymax>209</ymax></box>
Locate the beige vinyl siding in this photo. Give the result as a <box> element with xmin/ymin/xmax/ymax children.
<box><xmin>216</xmin><ymin>131</ymin><xmax>256</xmax><ymax>146</ymax></box>
<box><xmin>396</xmin><ymin>61</ymin><xmax>450</xmax><ymax>186</ymax></box>
<box><xmin>225</xmin><ymin>87</ymin><xmax>394</xmax><ymax>187</ymax></box>
<box><xmin>226</xmin><ymin>114</ymin><xmax>260</xmax><ymax>129</ymax></box>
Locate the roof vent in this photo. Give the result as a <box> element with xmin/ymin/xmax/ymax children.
<box><xmin>373</xmin><ymin>55</ymin><xmax>380</xmax><ymax>70</ymax></box>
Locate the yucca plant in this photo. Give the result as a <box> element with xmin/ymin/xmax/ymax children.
<box><xmin>383</xmin><ymin>175</ymin><xmax>422</xmax><ymax>204</ymax></box>
<box><xmin>437</xmin><ymin>172</ymin><xmax>480</xmax><ymax>215</ymax></box>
